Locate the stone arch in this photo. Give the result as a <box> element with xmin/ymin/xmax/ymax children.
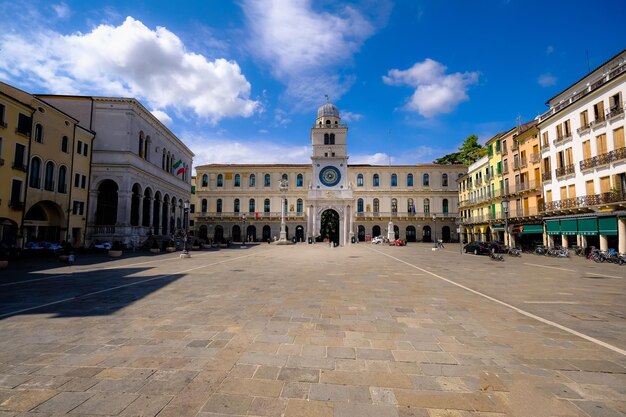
<box><xmin>130</xmin><ymin>183</ymin><xmax>142</xmax><ymax>226</ymax></box>
<box><xmin>95</xmin><ymin>179</ymin><xmax>118</xmax><ymax>225</ymax></box>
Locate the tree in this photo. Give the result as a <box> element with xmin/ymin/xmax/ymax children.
<box><xmin>434</xmin><ymin>134</ymin><xmax>486</xmax><ymax>165</ymax></box>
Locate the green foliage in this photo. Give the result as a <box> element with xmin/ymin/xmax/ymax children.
<box><xmin>434</xmin><ymin>134</ymin><xmax>486</xmax><ymax>165</ymax></box>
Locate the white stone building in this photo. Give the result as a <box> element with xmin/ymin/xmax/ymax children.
<box><xmin>537</xmin><ymin>49</ymin><xmax>626</xmax><ymax>252</ymax></box>
<box><xmin>40</xmin><ymin>95</ymin><xmax>194</xmax><ymax>247</ymax></box>
<box><xmin>193</xmin><ymin>103</ymin><xmax>466</xmax><ymax>246</ymax></box>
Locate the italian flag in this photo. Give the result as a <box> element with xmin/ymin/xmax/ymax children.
<box><xmin>173</xmin><ymin>159</ymin><xmax>184</xmax><ymax>175</ymax></box>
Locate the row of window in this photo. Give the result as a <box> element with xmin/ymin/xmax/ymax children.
<box><xmin>199</xmin><ymin>198</ymin><xmax>303</xmax><ymax>214</ymax></box>
<box><xmin>138</xmin><ymin>131</ymin><xmax>190</xmax><ymax>181</ymax></box>
<box><xmin>26</xmin><ymin>157</ymin><xmax>88</xmax><ymax>192</ymax></box>
<box><xmin>356</xmin><ymin>198</ymin><xmax>449</xmax><ymax>214</ymax></box>
<box><xmin>200</xmin><ymin>172</ymin><xmax>457</xmax><ymax>188</ymax></box>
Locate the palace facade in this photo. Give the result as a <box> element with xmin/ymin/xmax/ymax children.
<box><xmin>193</xmin><ymin>103</ymin><xmax>466</xmax><ymax>246</ymax></box>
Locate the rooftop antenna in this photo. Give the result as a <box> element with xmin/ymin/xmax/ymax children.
<box><xmin>325</xmin><ymin>94</ymin><xmax>329</xmax><ymax>103</ymax></box>
<box><xmin>516</xmin><ymin>115</ymin><xmax>522</xmax><ymax>134</ymax></box>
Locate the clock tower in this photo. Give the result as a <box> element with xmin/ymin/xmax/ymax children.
<box><xmin>307</xmin><ymin>101</ymin><xmax>354</xmax><ymax>246</ymax></box>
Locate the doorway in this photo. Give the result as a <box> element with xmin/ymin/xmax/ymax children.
<box><xmin>320</xmin><ymin>209</ymin><xmax>339</xmax><ymax>245</ymax></box>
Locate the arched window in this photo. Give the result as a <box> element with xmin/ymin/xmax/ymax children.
<box><xmin>216</xmin><ymin>199</ymin><xmax>222</xmax><ymax>213</ymax></box>
<box><xmin>162</xmin><ymin>150</ymin><xmax>166</xmax><ymax>169</ymax></box>
<box><xmin>357</xmin><ymin>198</ymin><xmax>364</xmax><ymax>212</ymax></box>
<box><xmin>138</xmin><ymin>132</ymin><xmax>144</xmax><ymax>157</ymax></box>
<box><xmin>373</xmin><ymin>174</ymin><xmax>379</xmax><ymax>187</ymax></box>
<box><xmin>357</xmin><ymin>174</ymin><xmax>363</xmax><ymax>187</ymax></box>
<box><xmin>373</xmin><ymin>198</ymin><xmax>380</xmax><ymax>213</ymax></box>
<box><xmin>234</xmin><ymin>174</ymin><xmax>241</xmax><ymax>187</ymax></box>
<box><xmin>423</xmin><ymin>173</ymin><xmax>430</xmax><ymax>186</ymax></box>
<box><xmin>58</xmin><ymin>166</ymin><xmax>67</xmax><ymax>193</ymax></box>
<box><xmin>29</xmin><ymin>157</ymin><xmax>41</xmax><ymax>188</ymax></box>
<box><xmin>407</xmin><ymin>173</ymin><xmax>414</xmax><ymax>187</ymax></box>
<box><xmin>144</xmin><ymin>136</ymin><xmax>150</xmax><ymax>161</ymax></box>
<box><xmin>407</xmin><ymin>198</ymin><xmax>414</xmax><ymax>214</ymax></box>
<box><xmin>329</xmin><ymin>133</ymin><xmax>335</xmax><ymax>144</ymax></box>
<box><xmin>282</xmin><ymin>173</ymin><xmax>288</xmax><ymax>182</ymax></box>
<box><xmin>61</xmin><ymin>136</ymin><xmax>68</xmax><ymax>153</ymax></box>
<box><xmin>391</xmin><ymin>198</ymin><xmax>398</xmax><ymax>213</ymax></box>
<box><xmin>34</xmin><ymin>124</ymin><xmax>43</xmax><ymax>143</ymax></box>
<box><xmin>264</xmin><ymin>198</ymin><xmax>271</xmax><ymax>213</ymax></box>
<box><xmin>424</xmin><ymin>198</ymin><xmax>430</xmax><ymax>214</ymax></box>
<box><xmin>391</xmin><ymin>173</ymin><xmax>397</xmax><ymax>187</ymax></box>
<box><xmin>264</xmin><ymin>174</ymin><xmax>271</xmax><ymax>187</ymax></box>
<box><xmin>326</xmin><ymin>120</ymin><xmax>330</xmax><ymax>125</ymax></box>
<box><xmin>443</xmin><ymin>198</ymin><xmax>449</xmax><ymax>214</ymax></box>
<box><xmin>297</xmin><ymin>174</ymin><xmax>303</xmax><ymax>187</ymax></box>
<box><xmin>234</xmin><ymin>198</ymin><xmax>240</xmax><ymax>213</ymax></box>
<box><xmin>202</xmin><ymin>174</ymin><xmax>208</xmax><ymax>187</ymax></box>
<box><xmin>297</xmin><ymin>198</ymin><xmax>303</xmax><ymax>213</ymax></box>
<box><xmin>249</xmin><ymin>174</ymin><xmax>256</xmax><ymax>187</ymax></box>
<box><xmin>249</xmin><ymin>198</ymin><xmax>255</xmax><ymax>212</ymax></box>
<box><xmin>44</xmin><ymin>161</ymin><xmax>55</xmax><ymax>191</ymax></box>
<box><xmin>324</xmin><ymin>133</ymin><xmax>329</xmax><ymax>145</ymax></box>
<box><xmin>201</xmin><ymin>199</ymin><xmax>207</xmax><ymax>212</ymax></box>
<box><xmin>442</xmin><ymin>173</ymin><xmax>448</xmax><ymax>187</ymax></box>
<box><xmin>217</xmin><ymin>174</ymin><xmax>223</xmax><ymax>187</ymax></box>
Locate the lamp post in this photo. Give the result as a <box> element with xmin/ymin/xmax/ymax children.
<box><xmin>432</xmin><ymin>214</ymin><xmax>437</xmax><ymax>247</ymax></box>
<box><xmin>502</xmin><ymin>198</ymin><xmax>510</xmax><ymax>248</ymax></box>
<box><xmin>456</xmin><ymin>219</ymin><xmax>462</xmax><ymax>254</ymax></box>
<box><xmin>279</xmin><ymin>179</ymin><xmax>288</xmax><ymax>242</ymax></box>
<box><xmin>241</xmin><ymin>213</ymin><xmax>246</xmax><ymax>247</ymax></box>
<box><xmin>181</xmin><ymin>201</ymin><xmax>190</xmax><ymax>258</ymax></box>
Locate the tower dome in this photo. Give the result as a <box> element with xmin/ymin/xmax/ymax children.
<box><xmin>317</xmin><ymin>102</ymin><xmax>340</xmax><ymax>118</ymax></box>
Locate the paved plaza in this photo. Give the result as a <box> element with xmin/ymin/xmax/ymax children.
<box><xmin>0</xmin><ymin>243</ymin><xmax>625</xmax><ymax>417</ymax></box>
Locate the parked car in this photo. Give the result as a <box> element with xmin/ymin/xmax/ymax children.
<box><xmin>391</xmin><ymin>239</ymin><xmax>406</xmax><ymax>246</ymax></box>
<box><xmin>463</xmin><ymin>241</ymin><xmax>491</xmax><ymax>255</ymax></box>
<box><xmin>488</xmin><ymin>242</ymin><xmax>507</xmax><ymax>253</ymax></box>
<box><xmin>371</xmin><ymin>236</ymin><xmax>384</xmax><ymax>244</ymax></box>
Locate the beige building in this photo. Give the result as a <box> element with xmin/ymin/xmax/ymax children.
<box><xmin>193</xmin><ymin>103</ymin><xmax>466</xmax><ymax>246</ymax></box>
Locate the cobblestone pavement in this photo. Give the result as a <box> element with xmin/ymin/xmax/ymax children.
<box><xmin>0</xmin><ymin>243</ymin><xmax>624</xmax><ymax>417</ymax></box>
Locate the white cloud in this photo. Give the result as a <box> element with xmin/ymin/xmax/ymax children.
<box><xmin>546</xmin><ymin>45</ymin><xmax>554</xmax><ymax>55</ymax></box>
<box><xmin>383</xmin><ymin>59</ymin><xmax>479</xmax><ymax>118</ymax></box>
<box><xmin>0</xmin><ymin>16</ymin><xmax>260</xmax><ymax>124</ymax></box>
<box><xmin>538</xmin><ymin>73</ymin><xmax>557</xmax><ymax>87</ymax></box>
<box><xmin>242</xmin><ymin>0</ymin><xmax>375</xmax><ymax>106</ymax></box>
<box><xmin>350</xmin><ymin>152</ymin><xmax>392</xmax><ymax>165</ymax></box>
<box><xmin>341</xmin><ymin>111</ymin><xmax>363</xmax><ymax>122</ymax></box>
<box><xmin>150</xmin><ymin>109</ymin><xmax>173</xmax><ymax>125</ymax></box>
<box><xmin>52</xmin><ymin>3</ymin><xmax>71</xmax><ymax>19</ymax></box>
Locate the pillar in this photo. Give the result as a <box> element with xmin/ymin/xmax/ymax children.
<box><xmin>580</xmin><ymin>235</ymin><xmax>587</xmax><ymax>249</ymax></box>
<box><xmin>561</xmin><ymin>235</ymin><xmax>568</xmax><ymax>248</ymax></box>
<box><xmin>618</xmin><ymin>218</ymin><xmax>626</xmax><ymax>254</ymax></box>
<box><xmin>547</xmin><ymin>234</ymin><xmax>554</xmax><ymax>248</ymax></box>
<box><xmin>509</xmin><ymin>233</ymin><xmax>516</xmax><ymax>248</ymax></box>
<box><xmin>599</xmin><ymin>234</ymin><xmax>608</xmax><ymax>251</ymax></box>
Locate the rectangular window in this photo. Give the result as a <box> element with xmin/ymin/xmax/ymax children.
<box><xmin>600</xmin><ymin>176</ymin><xmax>610</xmax><ymax>193</ymax></box>
<box><xmin>596</xmin><ymin>134</ymin><xmax>607</xmax><ymax>155</ymax></box>
<box><xmin>495</xmin><ymin>140</ymin><xmax>500</xmax><ymax>152</ymax></box>
<box><xmin>563</xmin><ymin>120</ymin><xmax>571</xmax><ymax>137</ymax></box>
<box><xmin>609</xmin><ymin>92</ymin><xmax>622</xmax><ymax>111</ymax></box>
<box><xmin>81</xmin><ymin>175</ymin><xmax>86</xmax><ymax>189</ymax></box>
<box><xmin>0</xmin><ymin>103</ymin><xmax>5</xmax><ymax>126</ymax></box>
<box><xmin>593</xmin><ymin>101</ymin><xmax>605</xmax><ymax>121</ymax></box>
<box><xmin>77</xmin><ymin>140</ymin><xmax>83</xmax><ymax>154</ymax></box>
<box><xmin>560</xmin><ymin>186</ymin><xmax>567</xmax><ymax>201</ymax></box>
<box><xmin>568</xmin><ymin>184</ymin><xmax>576</xmax><ymax>198</ymax></box>
<box><xmin>190</xmin><ymin>204</ymin><xmax>195</xmax><ymax>213</ymax></box>
<box><xmin>582</xmin><ymin>140</ymin><xmax>591</xmax><ymax>160</ymax></box>
<box><xmin>613</xmin><ymin>127</ymin><xmax>624</xmax><ymax>149</ymax></box>
<box><xmin>10</xmin><ymin>179</ymin><xmax>22</xmax><ymax>206</ymax></box>
<box><xmin>542</xmin><ymin>131</ymin><xmax>549</xmax><ymax>147</ymax></box>
<box><xmin>83</xmin><ymin>143</ymin><xmax>88</xmax><ymax>156</ymax></box>
<box><xmin>488</xmin><ymin>144</ymin><xmax>493</xmax><ymax>156</ymax></box>
<box><xmin>72</xmin><ymin>201</ymin><xmax>85</xmax><ymax>215</ymax></box>
<box><xmin>74</xmin><ymin>173</ymin><xmax>80</xmax><ymax>187</ymax></box>
<box><xmin>496</xmin><ymin>161</ymin><xmax>502</xmax><ymax>175</ymax></box>
<box><xmin>565</xmin><ymin>148</ymin><xmax>573</xmax><ymax>166</ymax></box>
<box><xmin>13</xmin><ymin>143</ymin><xmax>25</xmax><ymax>169</ymax></box>
<box><xmin>546</xmin><ymin>189</ymin><xmax>552</xmax><ymax>203</ymax></box>
<box><xmin>557</xmin><ymin>151</ymin><xmax>564</xmax><ymax>169</ymax></box>
<box><xmin>17</xmin><ymin>113</ymin><xmax>31</xmax><ymax>136</ymax></box>
<box><xmin>556</xmin><ymin>124</ymin><xmax>563</xmax><ymax>139</ymax></box>
<box><xmin>580</xmin><ymin>110</ymin><xmax>589</xmax><ymax>128</ymax></box>
<box><xmin>585</xmin><ymin>180</ymin><xmax>595</xmax><ymax>196</ymax></box>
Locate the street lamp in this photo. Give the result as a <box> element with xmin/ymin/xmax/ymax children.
<box><xmin>278</xmin><ymin>178</ymin><xmax>288</xmax><ymax>242</ymax></box>
<box><xmin>502</xmin><ymin>198</ymin><xmax>510</xmax><ymax>248</ymax></box>
<box><xmin>456</xmin><ymin>219</ymin><xmax>462</xmax><ymax>254</ymax></box>
<box><xmin>241</xmin><ymin>213</ymin><xmax>246</xmax><ymax>247</ymax></box>
<box><xmin>181</xmin><ymin>201</ymin><xmax>190</xmax><ymax>258</ymax></box>
<box><xmin>432</xmin><ymin>214</ymin><xmax>437</xmax><ymax>247</ymax></box>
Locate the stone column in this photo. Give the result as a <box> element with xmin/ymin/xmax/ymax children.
<box><xmin>599</xmin><ymin>234</ymin><xmax>608</xmax><ymax>251</ymax></box>
<box><xmin>618</xmin><ymin>218</ymin><xmax>626</xmax><ymax>254</ymax></box>
<box><xmin>547</xmin><ymin>234</ymin><xmax>554</xmax><ymax>248</ymax></box>
<box><xmin>509</xmin><ymin>233</ymin><xmax>516</xmax><ymax>248</ymax></box>
<box><xmin>580</xmin><ymin>235</ymin><xmax>587</xmax><ymax>250</ymax></box>
<box><xmin>561</xmin><ymin>235</ymin><xmax>568</xmax><ymax>248</ymax></box>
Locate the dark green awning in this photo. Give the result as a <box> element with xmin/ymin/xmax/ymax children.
<box><xmin>598</xmin><ymin>217</ymin><xmax>617</xmax><ymax>236</ymax></box>
<box><xmin>546</xmin><ymin>220</ymin><xmax>560</xmax><ymax>235</ymax></box>
<box><xmin>492</xmin><ymin>224</ymin><xmax>504</xmax><ymax>231</ymax></box>
<box><xmin>577</xmin><ymin>218</ymin><xmax>598</xmax><ymax>236</ymax></box>
<box><xmin>520</xmin><ymin>224</ymin><xmax>543</xmax><ymax>235</ymax></box>
<box><xmin>560</xmin><ymin>219</ymin><xmax>577</xmax><ymax>235</ymax></box>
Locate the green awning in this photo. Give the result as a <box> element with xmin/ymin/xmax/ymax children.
<box><xmin>492</xmin><ymin>224</ymin><xmax>504</xmax><ymax>231</ymax></box>
<box><xmin>598</xmin><ymin>217</ymin><xmax>617</xmax><ymax>236</ymax></box>
<box><xmin>520</xmin><ymin>224</ymin><xmax>543</xmax><ymax>235</ymax></box>
<box><xmin>560</xmin><ymin>219</ymin><xmax>577</xmax><ymax>235</ymax></box>
<box><xmin>577</xmin><ymin>218</ymin><xmax>598</xmax><ymax>236</ymax></box>
<box><xmin>545</xmin><ymin>220</ymin><xmax>560</xmax><ymax>235</ymax></box>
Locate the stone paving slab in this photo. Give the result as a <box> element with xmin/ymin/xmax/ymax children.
<box><xmin>0</xmin><ymin>243</ymin><xmax>625</xmax><ymax>416</ymax></box>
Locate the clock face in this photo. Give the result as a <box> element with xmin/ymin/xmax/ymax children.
<box><xmin>319</xmin><ymin>165</ymin><xmax>341</xmax><ymax>187</ymax></box>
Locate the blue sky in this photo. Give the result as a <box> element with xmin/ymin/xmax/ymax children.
<box><xmin>1</xmin><ymin>1</ymin><xmax>624</xmax><ymax>171</ymax></box>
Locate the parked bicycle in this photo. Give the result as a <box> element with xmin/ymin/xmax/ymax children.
<box><xmin>507</xmin><ymin>247</ymin><xmax>522</xmax><ymax>257</ymax></box>
<box><xmin>490</xmin><ymin>251</ymin><xmax>505</xmax><ymax>261</ymax></box>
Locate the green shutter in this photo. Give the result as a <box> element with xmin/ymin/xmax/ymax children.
<box><xmin>488</xmin><ymin>145</ymin><xmax>493</xmax><ymax>156</ymax></box>
<box><xmin>546</xmin><ymin>220</ymin><xmax>560</xmax><ymax>235</ymax></box>
<box><xmin>577</xmin><ymin>218</ymin><xmax>598</xmax><ymax>236</ymax></box>
<box><xmin>495</xmin><ymin>140</ymin><xmax>501</xmax><ymax>151</ymax></box>
<box><xmin>497</xmin><ymin>161</ymin><xmax>502</xmax><ymax>175</ymax></box>
<box><xmin>598</xmin><ymin>217</ymin><xmax>617</xmax><ymax>236</ymax></box>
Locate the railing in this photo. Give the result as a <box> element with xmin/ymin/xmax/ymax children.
<box><xmin>92</xmin><ymin>225</ymin><xmax>116</xmax><ymax>235</ymax></box>
<box><xmin>197</xmin><ymin>211</ymin><xmax>305</xmax><ymax>219</ymax></box>
<box><xmin>312</xmin><ymin>123</ymin><xmax>348</xmax><ymax>129</ymax></box>
<box><xmin>508</xmin><ymin>206</ymin><xmax>542</xmax><ymax>218</ymax></box>
<box><xmin>541</xmin><ymin>140</ymin><xmax>550</xmax><ymax>150</ymax></box>
<box><xmin>514</xmin><ymin>180</ymin><xmax>539</xmax><ymax>193</ymax></box>
<box><xmin>356</xmin><ymin>211</ymin><xmax>456</xmax><ymax>219</ymax></box>
<box><xmin>553</xmin><ymin>135</ymin><xmax>572</xmax><ymax>146</ymax></box>
<box><xmin>589</xmin><ymin>115</ymin><xmax>606</xmax><ymax>128</ymax></box>
<box><xmin>579</xmin><ymin>147</ymin><xmax>626</xmax><ymax>171</ymax></box>
<box><xmin>502</xmin><ymin>164</ymin><xmax>509</xmax><ymax>175</ymax></box>
<box><xmin>511</xmin><ymin>141</ymin><xmax>519</xmax><ymax>150</ymax></box>
<box><xmin>541</xmin><ymin>171</ymin><xmax>552</xmax><ymax>181</ymax></box>
<box><xmin>607</xmin><ymin>106</ymin><xmax>624</xmax><ymax>120</ymax></box>
<box><xmin>542</xmin><ymin>190</ymin><xmax>626</xmax><ymax>212</ymax></box>
<box><xmin>476</xmin><ymin>177</ymin><xmax>483</xmax><ymax>185</ymax></box>
<box><xmin>576</xmin><ymin>123</ymin><xmax>591</xmax><ymax>135</ymax></box>
<box><xmin>537</xmin><ymin>61</ymin><xmax>625</xmax><ymax>123</ymax></box>
<box><xmin>513</xmin><ymin>157</ymin><xmax>527</xmax><ymax>170</ymax></box>
<box><xmin>501</xmin><ymin>147</ymin><xmax>508</xmax><ymax>156</ymax></box>
<box><xmin>555</xmin><ymin>164</ymin><xmax>575</xmax><ymax>177</ymax></box>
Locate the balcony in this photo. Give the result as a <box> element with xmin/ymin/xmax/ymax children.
<box><xmin>513</xmin><ymin>157</ymin><xmax>527</xmax><ymax>170</ymax></box>
<box><xmin>607</xmin><ymin>106</ymin><xmax>624</xmax><ymax>120</ymax></box>
<box><xmin>509</xmin><ymin>205</ymin><xmax>542</xmax><ymax>218</ymax></box>
<box><xmin>579</xmin><ymin>147</ymin><xmax>626</xmax><ymax>171</ymax></box>
<box><xmin>355</xmin><ymin>211</ymin><xmax>456</xmax><ymax>219</ymax></box>
<box><xmin>577</xmin><ymin>123</ymin><xmax>591</xmax><ymax>135</ymax></box>
<box><xmin>553</xmin><ymin>135</ymin><xmax>572</xmax><ymax>147</ymax></box>
<box><xmin>541</xmin><ymin>171</ymin><xmax>552</xmax><ymax>182</ymax></box>
<box><xmin>542</xmin><ymin>190</ymin><xmax>626</xmax><ymax>212</ymax></box>
<box><xmin>8</xmin><ymin>200</ymin><xmax>24</xmax><ymax>210</ymax></box>
<box><xmin>589</xmin><ymin>115</ymin><xmax>606</xmax><ymax>128</ymax></box>
<box><xmin>511</xmin><ymin>141</ymin><xmax>519</xmax><ymax>151</ymax></box>
<box><xmin>502</xmin><ymin>164</ymin><xmax>509</xmax><ymax>175</ymax></box>
<box><xmin>514</xmin><ymin>180</ymin><xmax>539</xmax><ymax>193</ymax></box>
<box><xmin>541</xmin><ymin>140</ymin><xmax>550</xmax><ymax>151</ymax></box>
<box><xmin>501</xmin><ymin>147</ymin><xmax>508</xmax><ymax>156</ymax></box>
<box><xmin>555</xmin><ymin>164</ymin><xmax>575</xmax><ymax>178</ymax></box>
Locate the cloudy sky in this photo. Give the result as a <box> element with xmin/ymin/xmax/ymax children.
<box><xmin>1</xmin><ymin>0</ymin><xmax>624</xmax><ymax>171</ymax></box>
